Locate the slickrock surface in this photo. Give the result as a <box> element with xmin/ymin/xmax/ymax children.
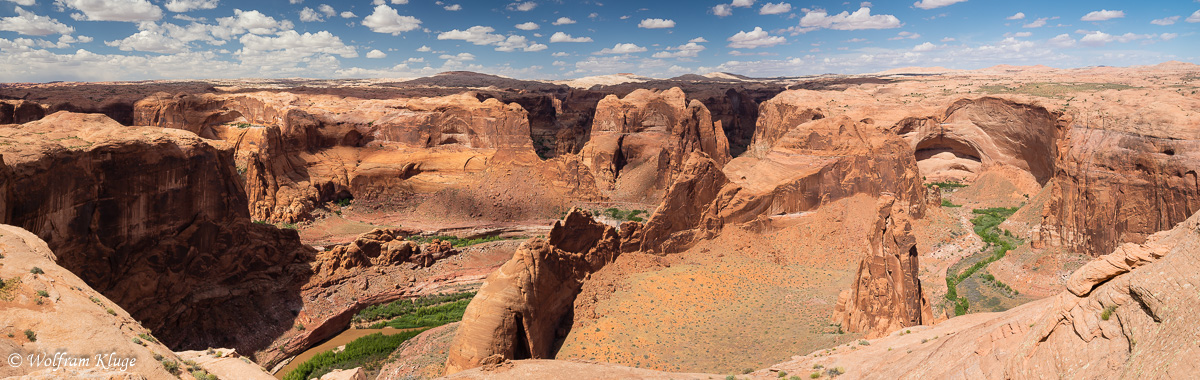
<box><xmin>1</xmin><ymin>224</ymin><xmax>274</xmax><ymax>380</ymax></box>
<box><xmin>0</xmin><ymin>224</ymin><xmax>182</xmax><ymax>379</ymax></box>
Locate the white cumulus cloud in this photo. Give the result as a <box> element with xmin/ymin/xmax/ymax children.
<box><xmin>56</xmin><ymin>0</ymin><xmax>163</xmax><ymax>22</ymax></box>
<box><xmin>164</xmin><ymin>0</ymin><xmax>218</xmax><ymax>13</ymax></box>
<box><xmin>549</xmin><ymin>31</ymin><xmax>591</xmax><ymax>43</ymax></box>
<box><xmin>1150</xmin><ymin>16</ymin><xmax>1179</xmax><ymax>26</ymax></box>
<box><xmin>727</xmin><ymin>27</ymin><xmax>785</xmax><ymax>48</ymax></box>
<box><xmin>713</xmin><ymin>4</ymin><xmax>732</xmax><ymax>17</ymax></box>
<box><xmin>366</xmin><ymin>49</ymin><xmax>386</xmax><ymax>58</ymax></box>
<box><xmin>731</xmin><ymin>0</ymin><xmax>754</xmax><ymax>7</ymax></box>
<box><xmin>913</xmin><ymin>0</ymin><xmax>967</xmax><ymax>10</ymax></box>
<box><xmin>1081</xmin><ymin>9</ymin><xmax>1124</xmax><ymax>22</ymax></box>
<box><xmin>759</xmin><ymin>2</ymin><xmax>791</xmax><ymax>15</ymax></box>
<box><xmin>438</xmin><ymin>25</ymin><xmax>504</xmax><ymax>45</ymax></box>
<box><xmin>0</xmin><ymin>6</ymin><xmax>74</xmax><ymax>36</ymax></box>
<box><xmin>638</xmin><ymin>18</ymin><xmax>675</xmax><ymax>28</ymax></box>
<box><xmin>515</xmin><ymin>21</ymin><xmax>538</xmax><ymax>30</ymax></box>
<box><xmin>1188</xmin><ymin>10</ymin><xmax>1200</xmax><ymax>23</ymax></box>
<box><xmin>507</xmin><ymin>1</ymin><xmax>535</xmax><ymax>11</ymax></box>
<box><xmin>552</xmin><ymin>17</ymin><xmax>575</xmax><ymax>25</ymax></box>
<box><xmin>594</xmin><ymin>43</ymin><xmax>646</xmax><ymax>55</ymax></box>
<box><xmin>652</xmin><ymin>42</ymin><xmax>705</xmax><ymax>58</ymax></box>
<box><xmin>797</xmin><ymin>7</ymin><xmax>901</xmax><ymax>31</ymax></box>
<box><xmin>1007</xmin><ymin>12</ymin><xmax>1024</xmax><ymax>20</ymax></box>
<box><xmin>912</xmin><ymin>42</ymin><xmax>936</xmax><ymax>51</ymax></box>
<box><xmin>363</xmin><ymin>4</ymin><xmax>420</xmax><ymax>35</ymax></box>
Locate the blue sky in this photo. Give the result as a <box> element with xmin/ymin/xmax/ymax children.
<box><xmin>0</xmin><ymin>0</ymin><xmax>1198</xmax><ymax>81</ymax></box>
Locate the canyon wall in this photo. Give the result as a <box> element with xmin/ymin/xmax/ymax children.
<box><xmin>135</xmin><ymin>91</ymin><xmax>595</xmax><ymax>223</ymax></box>
<box><xmin>1035</xmin><ymin>127</ymin><xmax>1200</xmax><ymax>256</ymax></box>
<box><xmin>0</xmin><ymin>112</ymin><xmax>314</xmax><ymax>354</ymax></box>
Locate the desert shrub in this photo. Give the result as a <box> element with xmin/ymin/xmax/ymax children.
<box><xmin>161</xmin><ymin>359</ymin><xmax>180</xmax><ymax>374</ymax></box>
<box><xmin>23</xmin><ymin>329</ymin><xmax>36</xmax><ymax>342</ymax></box>
<box><xmin>106</xmin><ymin>308</ymin><xmax>117</xmax><ymax>316</ymax></box>
<box><xmin>743</xmin><ymin>368</ymin><xmax>754</xmax><ymax>374</ymax></box>
<box><xmin>926</xmin><ymin>181</ymin><xmax>967</xmax><ymax>189</ymax></box>
<box><xmin>725</xmin><ymin>376</ymin><xmax>737</xmax><ymax>380</ymax></box>
<box><xmin>295</xmin><ymin>323</ymin><xmax>305</xmax><ymax>331</ymax></box>
<box><xmin>810</xmin><ymin>373</ymin><xmax>821</xmax><ymax>379</ymax></box>
<box><xmin>778</xmin><ymin>371</ymin><xmax>788</xmax><ymax>377</ymax></box>
<box><xmin>36</xmin><ymin>290</ymin><xmax>48</xmax><ymax>297</ymax></box>
<box><xmin>334</xmin><ymin>198</ymin><xmax>352</xmax><ymax>207</ymax></box>
<box><xmin>30</xmin><ymin>267</ymin><xmax>44</xmax><ymax>275</ymax></box>
<box><xmin>132</xmin><ymin>337</ymin><xmax>143</xmax><ymax>345</ymax></box>
<box><xmin>941</xmin><ymin>199</ymin><xmax>961</xmax><ymax>208</ymax></box>
<box><xmin>138</xmin><ymin>333</ymin><xmax>158</xmax><ymax>344</ymax></box>
<box><xmin>825</xmin><ymin>367</ymin><xmax>844</xmax><ymax>377</ymax></box>
<box><xmin>858</xmin><ymin>340</ymin><xmax>870</xmax><ymax>346</ymax></box>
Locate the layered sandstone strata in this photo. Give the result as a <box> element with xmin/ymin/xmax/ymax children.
<box><xmin>0</xmin><ymin>112</ymin><xmax>314</xmax><ymax>353</ymax></box>
<box><xmin>135</xmin><ymin>91</ymin><xmax>573</xmax><ymax>223</ymax></box>
<box><xmin>578</xmin><ymin>88</ymin><xmax>731</xmax><ymax>203</ymax></box>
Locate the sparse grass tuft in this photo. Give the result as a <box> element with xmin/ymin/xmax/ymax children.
<box><xmin>1101</xmin><ymin>305</ymin><xmax>1117</xmax><ymax>321</ymax></box>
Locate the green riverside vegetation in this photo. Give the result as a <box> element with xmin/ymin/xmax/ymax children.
<box><xmin>282</xmin><ymin>330</ymin><xmax>426</xmax><ymax>380</ymax></box>
<box><xmin>352</xmin><ymin>292</ymin><xmax>476</xmax><ymax>326</ymax></box>
<box><xmin>945</xmin><ymin>206</ymin><xmax>1021</xmax><ymax>316</ymax></box>
<box><xmin>284</xmin><ymin>291</ymin><xmax>477</xmax><ymax>380</ymax></box>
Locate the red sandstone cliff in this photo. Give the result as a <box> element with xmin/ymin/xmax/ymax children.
<box><xmin>578</xmin><ymin>88</ymin><xmax>731</xmax><ymax>203</ymax></box>
<box><xmin>0</xmin><ymin>112</ymin><xmax>314</xmax><ymax>355</ymax></box>
<box><xmin>443</xmin><ymin>210</ymin><xmax>630</xmax><ymax>375</ymax></box>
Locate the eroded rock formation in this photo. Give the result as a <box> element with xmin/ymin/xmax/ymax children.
<box><xmin>579</xmin><ymin>88</ymin><xmax>731</xmax><ymax>203</ymax></box>
<box><xmin>444</xmin><ymin>210</ymin><xmax>629</xmax><ymax>375</ymax></box>
<box><xmin>832</xmin><ymin>196</ymin><xmax>932</xmax><ymax>338</ymax></box>
<box><xmin>719</xmin><ymin>112</ymin><xmax>927</xmax><ymax>227</ymax></box>
<box><xmin>637</xmin><ymin>151</ymin><xmax>729</xmax><ymax>254</ymax></box>
<box><xmin>0</xmin><ymin>112</ymin><xmax>314</xmax><ymax>353</ymax></box>
<box><xmin>310</xmin><ymin>228</ymin><xmax>462</xmax><ymax>287</ymax></box>
<box><xmin>897</xmin><ymin>97</ymin><xmax>1065</xmax><ymax>184</ymax></box>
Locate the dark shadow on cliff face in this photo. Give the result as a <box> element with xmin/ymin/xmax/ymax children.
<box><xmin>0</xmin><ymin>135</ymin><xmax>315</xmax><ymax>356</ymax></box>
